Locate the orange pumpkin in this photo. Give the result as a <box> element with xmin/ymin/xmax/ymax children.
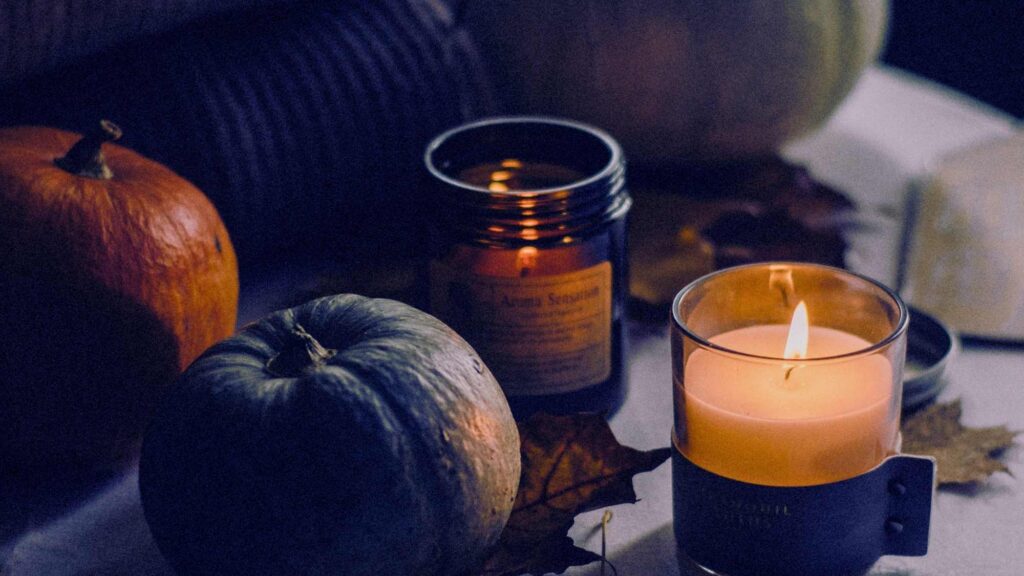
<box><xmin>0</xmin><ymin>121</ymin><xmax>239</xmax><ymax>472</ymax></box>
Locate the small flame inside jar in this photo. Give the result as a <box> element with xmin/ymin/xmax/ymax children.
<box><xmin>458</xmin><ymin>159</ymin><xmax>585</xmax><ymax>192</ymax></box>
<box><xmin>784</xmin><ymin>301</ymin><xmax>809</xmax><ymax>360</ymax></box>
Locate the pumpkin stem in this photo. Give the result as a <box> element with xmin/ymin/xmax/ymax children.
<box><xmin>266</xmin><ymin>324</ymin><xmax>337</xmax><ymax>377</ymax></box>
<box><xmin>54</xmin><ymin>120</ymin><xmax>123</xmax><ymax>180</ymax></box>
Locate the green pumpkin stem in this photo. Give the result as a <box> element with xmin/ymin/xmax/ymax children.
<box><xmin>54</xmin><ymin>120</ymin><xmax>123</xmax><ymax>180</ymax></box>
<box><xmin>266</xmin><ymin>324</ymin><xmax>337</xmax><ymax>377</ymax></box>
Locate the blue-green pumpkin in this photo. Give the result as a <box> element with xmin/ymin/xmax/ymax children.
<box><xmin>139</xmin><ymin>294</ymin><xmax>520</xmax><ymax>576</ymax></box>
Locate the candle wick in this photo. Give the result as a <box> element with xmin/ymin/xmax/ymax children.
<box><xmin>784</xmin><ymin>365</ymin><xmax>796</xmax><ymax>381</ymax></box>
<box><xmin>777</xmin><ymin>286</ymin><xmax>791</xmax><ymax>308</ymax></box>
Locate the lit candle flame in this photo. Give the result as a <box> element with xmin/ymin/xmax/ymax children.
<box><xmin>488</xmin><ymin>167</ymin><xmax>515</xmax><ymax>192</ymax></box>
<box><xmin>516</xmin><ymin>246</ymin><xmax>538</xmax><ymax>277</ymax></box>
<box><xmin>783</xmin><ymin>301</ymin><xmax>809</xmax><ymax>360</ymax></box>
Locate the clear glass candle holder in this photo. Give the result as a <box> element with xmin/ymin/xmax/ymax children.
<box><xmin>670</xmin><ymin>262</ymin><xmax>919</xmax><ymax>576</ymax></box>
<box><xmin>672</xmin><ymin>262</ymin><xmax>908</xmax><ymax>487</ymax></box>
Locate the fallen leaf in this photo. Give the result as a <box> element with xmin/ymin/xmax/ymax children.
<box><xmin>902</xmin><ymin>400</ymin><xmax>1019</xmax><ymax>486</ymax></box>
<box><xmin>479</xmin><ymin>413</ymin><xmax>671</xmax><ymax>576</ymax></box>
<box><xmin>628</xmin><ymin>157</ymin><xmax>852</xmax><ymax>311</ymax></box>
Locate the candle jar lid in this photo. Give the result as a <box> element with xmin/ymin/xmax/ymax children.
<box><xmin>902</xmin><ymin>305</ymin><xmax>958</xmax><ymax>411</ymax></box>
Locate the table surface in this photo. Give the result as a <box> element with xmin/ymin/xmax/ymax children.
<box><xmin>2</xmin><ymin>65</ymin><xmax>1022</xmax><ymax>576</ymax></box>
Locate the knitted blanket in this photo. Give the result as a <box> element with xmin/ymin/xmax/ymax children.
<box><xmin>0</xmin><ymin>1</ymin><xmax>495</xmax><ymax>261</ymax></box>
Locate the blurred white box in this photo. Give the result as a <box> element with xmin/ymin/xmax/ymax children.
<box><xmin>903</xmin><ymin>131</ymin><xmax>1024</xmax><ymax>340</ymax></box>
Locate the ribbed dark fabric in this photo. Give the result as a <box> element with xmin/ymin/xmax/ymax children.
<box><xmin>0</xmin><ymin>0</ymin><xmax>496</xmax><ymax>262</ymax></box>
<box><xmin>0</xmin><ymin>0</ymin><xmax>285</xmax><ymax>84</ymax></box>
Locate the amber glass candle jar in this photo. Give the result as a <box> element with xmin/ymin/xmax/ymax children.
<box><xmin>425</xmin><ymin>117</ymin><xmax>631</xmax><ymax>418</ymax></box>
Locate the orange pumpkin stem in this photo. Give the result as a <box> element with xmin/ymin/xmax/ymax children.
<box><xmin>266</xmin><ymin>324</ymin><xmax>337</xmax><ymax>377</ymax></box>
<box><xmin>54</xmin><ymin>120</ymin><xmax>123</xmax><ymax>179</ymax></box>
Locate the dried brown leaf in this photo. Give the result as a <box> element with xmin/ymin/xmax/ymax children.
<box><xmin>627</xmin><ymin>159</ymin><xmax>852</xmax><ymax>309</ymax></box>
<box><xmin>479</xmin><ymin>413</ymin><xmax>670</xmax><ymax>576</ymax></box>
<box><xmin>902</xmin><ymin>400</ymin><xmax>1019</xmax><ymax>486</ymax></box>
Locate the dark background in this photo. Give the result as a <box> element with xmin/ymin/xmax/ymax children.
<box><xmin>883</xmin><ymin>0</ymin><xmax>1024</xmax><ymax>118</ymax></box>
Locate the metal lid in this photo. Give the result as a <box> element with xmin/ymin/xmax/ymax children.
<box><xmin>902</xmin><ymin>306</ymin><xmax>959</xmax><ymax>411</ymax></box>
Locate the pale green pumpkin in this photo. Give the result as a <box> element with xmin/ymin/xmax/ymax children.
<box><xmin>464</xmin><ymin>0</ymin><xmax>888</xmax><ymax>164</ymax></box>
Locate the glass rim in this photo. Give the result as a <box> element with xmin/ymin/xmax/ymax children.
<box><xmin>671</xmin><ymin>262</ymin><xmax>910</xmax><ymax>363</ymax></box>
<box><xmin>423</xmin><ymin>115</ymin><xmax>623</xmax><ymax>197</ymax></box>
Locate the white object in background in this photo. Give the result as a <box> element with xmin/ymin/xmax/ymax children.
<box><xmin>784</xmin><ymin>66</ymin><xmax>1018</xmax><ymax>287</ymax></box>
<box><xmin>903</xmin><ymin>131</ymin><xmax>1024</xmax><ymax>340</ymax></box>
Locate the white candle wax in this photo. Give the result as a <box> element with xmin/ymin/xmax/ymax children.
<box><xmin>680</xmin><ymin>324</ymin><xmax>898</xmax><ymax>487</ymax></box>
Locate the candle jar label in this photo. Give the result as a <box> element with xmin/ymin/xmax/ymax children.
<box><xmin>430</xmin><ymin>260</ymin><xmax>612</xmax><ymax>395</ymax></box>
